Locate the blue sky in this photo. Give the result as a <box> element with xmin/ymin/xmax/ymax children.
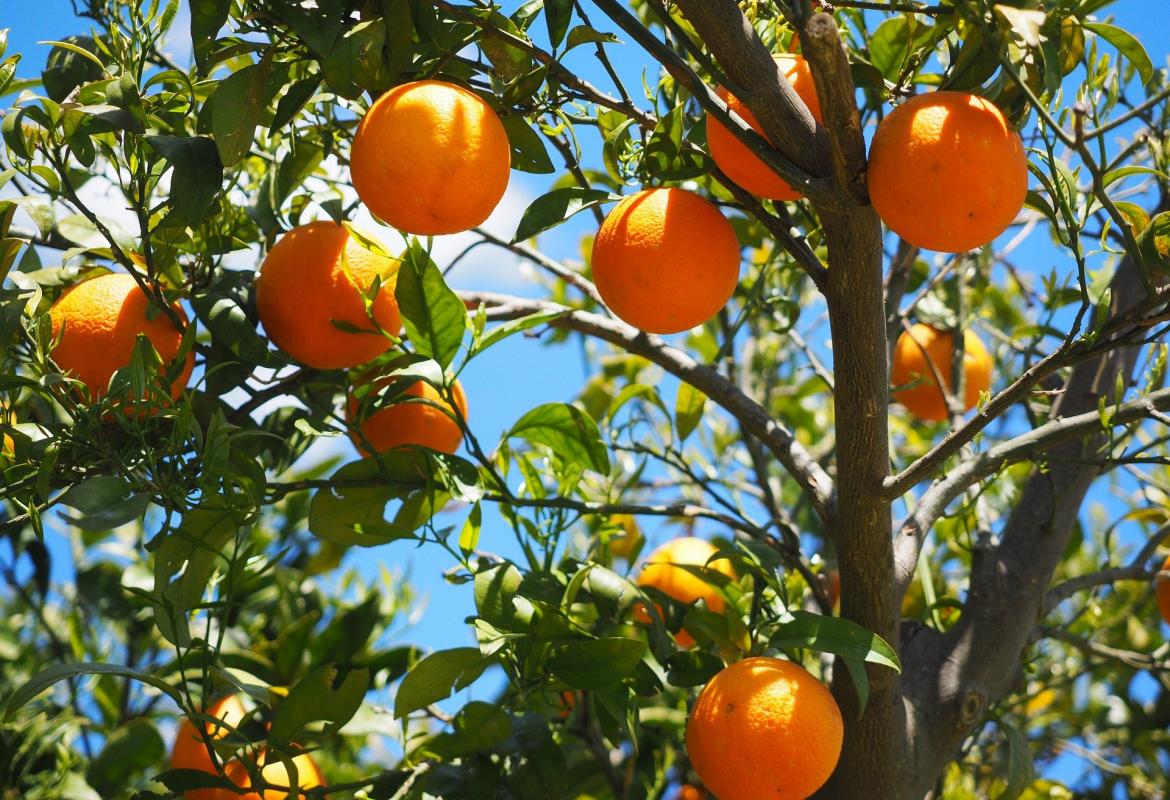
<box><xmin>3</xmin><ymin>0</ymin><xmax>1170</xmax><ymax>792</ymax></box>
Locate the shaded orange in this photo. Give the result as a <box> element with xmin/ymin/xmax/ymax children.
<box><xmin>48</xmin><ymin>273</ymin><xmax>194</xmax><ymax>405</ymax></box>
<box><xmin>347</xmin><ymin>378</ymin><xmax>468</xmax><ymax>456</ymax></box>
<box><xmin>1157</xmin><ymin>554</ymin><xmax>1170</xmax><ymax>626</ymax></box>
<box><xmin>256</xmin><ymin>221</ymin><xmax>401</xmax><ymax>370</ymax></box>
<box><xmin>868</xmin><ymin>91</ymin><xmax>1027</xmax><ymax>252</ymax></box>
<box><xmin>350</xmin><ymin>80</ymin><xmax>511</xmax><ymax>235</ymax></box>
<box><xmin>169</xmin><ymin>695</ymin><xmax>249</xmax><ymax>800</ymax></box>
<box><xmin>686</xmin><ymin>657</ymin><xmax>843</xmax><ymax>800</ymax></box>
<box><xmin>673</xmin><ymin>785</ymin><xmax>707</xmax><ymax>800</ymax></box>
<box><xmin>254</xmin><ymin>752</ymin><xmax>325</xmax><ymax>800</ymax></box>
<box><xmin>891</xmin><ymin>323</ymin><xmax>992</xmax><ymax>422</ymax></box>
<box><xmin>706</xmin><ymin>54</ymin><xmax>823</xmax><ymax>200</ymax></box>
<box><xmin>635</xmin><ymin>537</ymin><xmax>735</xmax><ymax>648</ymax></box>
<box><xmin>591</xmin><ymin>188</ymin><xmax>741</xmax><ymax>334</ymax></box>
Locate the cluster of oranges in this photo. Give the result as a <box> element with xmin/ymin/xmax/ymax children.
<box><xmin>628</xmin><ymin>537</ymin><xmax>843</xmax><ymax>800</ymax></box>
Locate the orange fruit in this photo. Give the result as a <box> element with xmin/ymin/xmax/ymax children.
<box><xmin>891</xmin><ymin>323</ymin><xmax>992</xmax><ymax>421</ymax></box>
<box><xmin>591</xmin><ymin>188</ymin><xmax>741</xmax><ymax>334</ymax></box>
<box><xmin>635</xmin><ymin>537</ymin><xmax>736</xmax><ymax>648</ymax></box>
<box><xmin>673</xmin><ymin>786</ymin><xmax>707</xmax><ymax>800</ymax></box>
<box><xmin>867</xmin><ymin>91</ymin><xmax>1027</xmax><ymax>252</ymax></box>
<box><xmin>347</xmin><ymin>377</ymin><xmax>467</xmax><ymax>456</ymax></box>
<box><xmin>170</xmin><ymin>695</ymin><xmax>250</xmax><ymax>800</ymax></box>
<box><xmin>350</xmin><ymin>80</ymin><xmax>511</xmax><ymax>235</ymax></box>
<box><xmin>705</xmin><ymin>54</ymin><xmax>823</xmax><ymax>200</ymax></box>
<box><xmin>255</xmin><ymin>221</ymin><xmax>401</xmax><ymax>370</ymax></box>
<box><xmin>254</xmin><ymin>752</ymin><xmax>325</xmax><ymax>800</ymax></box>
<box><xmin>1157</xmin><ymin>554</ymin><xmax>1170</xmax><ymax>626</ymax></box>
<box><xmin>686</xmin><ymin>657</ymin><xmax>843</xmax><ymax>800</ymax></box>
<box><xmin>48</xmin><ymin>273</ymin><xmax>193</xmax><ymax>405</ymax></box>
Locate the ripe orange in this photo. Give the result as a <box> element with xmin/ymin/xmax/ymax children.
<box><xmin>350</xmin><ymin>80</ymin><xmax>511</xmax><ymax>235</ymax></box>
<box><xmin>867</xmin><ymin>91</ymin><xmax>1027</xmax><ymax>252</ymax></box>
<box><xmin>1157</xmin><ymin>554</ymin><xmax>1170</xmax><ymax>626</ymax></box>
<box><xmin>673</xmin><ymin>785</ymin><xmax>707</xmax><ymax>800</ymax></box>
<box><xmin>48</xmin><ymin>273</ymin><xmax>193</xmax><ymax>405</ymax></box>
<box><xmin>686</xmin><ymin>657</ymin><xmax>843</xmax><ymax>800</ymax></box>
<box><xmin>591</xmin><ymin>188</ymin><xmax>741</xmax><ymax>334</ymax></box>
<box><xmin>347</xmin><ymin>377</ymin><xmax>467</xmax><ymax>456</ymax></box>
<box><xmin>706</xmin><ymin>54</ymin><xmax>823</xmax><ymax>200</ymax></box>
<box><xmin>635</xmin><ymin>537</ymin><xmax>736</xmax><ymax>648</ymax></box>
<box><xmin>892</xmin><ymin>323</ymin><xmax>992</xmax><ymax>422</ymax></box>
<box><xmin>255</xmin><ymin>222</ymin><xmax>401</xmax><ymax>370</ymax></box>
<box><xmin>170</xmin><ymin>695</ymin><xmax>249</xmax><ymax>800</ymax></box>
<box><xmin>254</xmin><ymin>752</ymin><xmax>325</xmax><ymax>800</ymax></box>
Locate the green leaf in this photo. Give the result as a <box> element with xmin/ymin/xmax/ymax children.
<box><xmin>458</xmin><ymin>502</ymin><xmax>482</xmax><ymax>554</ymax></box>
<box><xmin>211</xmin><ymin>62</ymin><xmax>269</xmax><ymax>167</ymax></box>
<box><xmin>146</xmin><ymin>135</ymin><xmax>224</xmax><ymax>225</ymax></box>
<box><xmin>268</xmin><ymin>664</ymin><xmax>370</xmax><ymax>747</ymax></box>
<box><xmin>1138</xmin><ymin>211</ymin><xmax>1170</xmax><ymax>274</ymax></box>
<box><xmin>664</xmin><ymin>650</ymin><xmax>723</xmax><ymax>688</ymax></box>
<box><xmin>500</xmin><ymin>115</ymin><xmax>555</xmax><ymax>174</ymax></box>
<box><xmin>61</xmin><ymin>493</ymin><xmax>151</xmax><ymax>532</ymax></box>
<box><xmin>513</xmin><ymin>187</ymin><xmax>616</xmax><ymax>243</ymax></box>
<box><xmin>474</xmin><ymin>308</ymin><xmax>567</xmax><ymax>355</ymax></box>
<box><xmin>474</xmin><ymin>562</ymin><xmax>523</xmax><ymax>628</ymax></box>
<box><xmin>544</xmin><ymin>0</ymin><xmax>573</xmax><ymax>49</ymax></box>
<box><xmin>868</xmin><ymin>17</ymin><xmax>912</xmax><ymax>81</ymax></box>
<box><xmin>394</xmin><ymin>242</ymin><xmax>466</xmax><ymax>370</ymax></box>
<box><xmin>191</xmin><ymin>0</ymin><xmax>231</xmax><ymax>73</ymax></box>
<box><xmin>675</xmin><ymin>382</ymin><xmax>706</xmax><ymax>442</ymax></box>
<box><xmin>86</xmin><ymin>719</ymin><xmax>164</xmax><ymax>794</ymax></box>
<box><xmin>151</xmin><ymin>504</ymin><xmax>237</xmax><ymax>645</ymax></box>
<box><xmin>546</xmin><ymin>637</ymin><xmax>646</xmax><ymax>690</ymax></box>
<box><xmin>5</xmin><ymin>662</ymin><xmax>183</xmax><ymax>719</ymax></box>
<box><xmin>394</xmin><ymin>648</ymin><xmax>491</xmax><ymax>718</ymax></box>
<box><xmin>1083</xmin><ymin>22</ymin><xmax>1154</xmax><ymax>86</ymax></box>
<box><xmin>770</xmin><ymin>611</ymin><xmax>901</xmax><ymax>672</ymax></box>
<box><xmin>997</xmin><ymin>718</ymin><xmax>1036</xmax><ymax>799</ymax></box>
<box><xmin>321</xmin><ymin>20</ymin><xmax>393</xmax><ymax>99</ymax></box>
<box><xmin>422</xmin><ymin>701</ymin><xmax>513</xmax><ymax>760</ymax></box>
<box><xmin>308</xmin><ymin>451</ymin><xmax>452</xmax><ymax>547</ymax></box>
<box><xmin>59</xmin><ymin>475</ymin><xmax>133</xmax><ymax>513</ymax></box>
<box><xmin>508</xmin><ymin>402</ymin><xmax>609</xmax><ymax>473</ymax></box>
<box><xmin>566</xmin><ymin>25</ymin><xmax>620</xmax><ymax>51</ymax></box>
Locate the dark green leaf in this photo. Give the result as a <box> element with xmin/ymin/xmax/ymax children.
<box><xmin>546</xmin><ymin>637</ymin><xmax>646</xmax><ymax>690</ymax></box>
<box><xmin>770</xmin><ymin>611</ymin><xmax>901</xmax><ymax>672</ymax></box>
<box><xmin>544</xmin><ymin>0</ymin><xmax>573</xmax><ymax>49</ymax></box>
<box><xmin>86</xmin><ymin>719</ymin><xmax>164</xmax><ymax>794</ymax></box>
<box><xmin>191</xmin><ymin>0</ymin><xmax>231</xmax><ymax>73</ymax></box>
<box><xmin>211</xmin><ymin>62</ymin><xmax>269</xmax><ymax>167</ymax></box>
<box><xmin>513</xmin><ymin>187</ymin><xmax>616</xmax><ymax>243</ymax></box>
<box><xmin>146</xmin><ymin>135</ymin><xmax>224</xmax><ymax>225</ymax></box>
<box><xmin>422</xmin><ymin>702</ymin><xmax>512</xmax><ymax>760</ymax></box>
<box><xmin>500</xmin><ymin>115</ymin><xmax>555</xmax><ymax>174</ymax></box>
<box><xmin>394</xmin><ymin>242</ymin><xmax>466</xmax><ymax>370</ymax></box>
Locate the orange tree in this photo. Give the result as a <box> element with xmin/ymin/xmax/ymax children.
<box><xmin>1</xmin><ymin>0</ymin><xmax>1169</xmax><ymax>798</ymax></box>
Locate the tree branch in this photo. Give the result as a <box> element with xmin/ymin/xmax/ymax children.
<box><xmin>460</xmin><ymin>290</ymin><xmax>836</xmax><ymax>523</ymax></box>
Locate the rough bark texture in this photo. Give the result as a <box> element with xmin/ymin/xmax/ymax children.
<box><xmin>899</xmin><ymin>249</ymin><xmax>1151</xmax><ymax>798</ymax></box>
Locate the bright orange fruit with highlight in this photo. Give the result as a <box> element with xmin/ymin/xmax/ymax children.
<box><xmin>347</xmin><ymin>377</ymin><xmax>468</xmax><ymax>456</ymax></box>
<box><xmin>706</xmin><ymin>54</ymin><xmax>823</xmax><ymax>200</ymax></box>
<box><xmin>892</xmin><ymin>323</ymin><xmax>992</xmax><ymax>422</ymax></box>
<box><xmin>636</xmin><ymin>537</ymin><xmax>735</xmax><ymax>648</ymax></box>
<box><xmin>673</xmin><ymin>785</ymin><xmax>707</xmax><ymax>800</ymax></box>
<box><xmin>1157</xmin><ymin>554</ymin><xmax>1170</xmax><ymax>626</ymax></box>
<box><xmin>254</xmin><ymin>752</ymin><xmax>325</xmax><ymax>800</ymax></box>
<box><xmin>350</xmin><ymin>80</ymin><xmax>511</xmax><ymax>235</ymax></box>
<box><xmin>591</xmin><ymin>188</ymin><xmax>741</xmax><ymax>334</ymax></box>
<box><xmin>686</xmin><ymin>657</ymin><xmax>843</xmax><ymax>800</ymax></box>
<box><xmin>49</xmin><ymin>272</ymin><xmax>194</xmax><ymax>405</ymax></box>
<box><xmin>255</xmin><ymin>221</ymin><xmax>401</xmax><ymax>370</ymax></box>
<box><xmin>868</xmin><ymin>91</ymin><xmax>1027</xmax><ymax>252</ymax></box>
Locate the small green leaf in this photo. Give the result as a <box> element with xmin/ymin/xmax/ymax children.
<box><xmin>513</xmin><ymin>187</ymin><xmax>616</xmax><ymax>243</ymax></box>
<box><xmin>474</xmin><ymin>308</ymin><xmax>567</xmax><ymax>355</ymax></box>
<box><xmin>566</xmin><ymin>25</ymin><xmax>620</xmax><ymax>51</ymax></box>
<box><xmin>1083</xmin><ymin>22</ymin><xmax>1154</xmax><ymax>86</ymax></box>
<box><xmin>394</xmin><ymin>648</ymin><xmax>491</xmax><ymax>718</ymax></box>
<box><xmin>500</xmin><ymin>115</ymin><xmax>555</xmax><ymax>174</ymax></box>
<box><xmin>421</xmin><ymin>701</ymin><xmax>513</xmax><ymax>760</ymax></box>
<box><xmin>86</xmin><ymin>719</ymin><xmax>164</xmax><ymax>794</ymax></box>
<box><xmin>675</xmin><ymin>382</ymin><xmax>706</xmax><ymax>442</ymax></box>
<box><xmin>544</xmin><ymin>0</ymin><xmax>573</xmax><ymax>49</ymax></box>
<box><xmin>508</xmin><ymin>402</ymin><xmax>609</xmax><ymax>473</ymax></box>
<box><xmin>191</xmin><ymin>0</ymin><xmax>231</xmax><ymax>73</ymax></box>
<box><xmin>458</xmin><ymin>502</ymin><xmax>482</xmax><ymax>554</ymax></box>
<box><xmin>997</xmin><ymin>718</ymin><xmax>1036</xmax><ymax>799</ymax></box>
<box><xmin>146</xmin><ymin>135</ymin><xmax>224</xmax><ymax>225</ymax></box>
<box><xmin>394</xmin><ymin>242</ymin><xmax>467</xmax><ymax>370</ymax></box>
<box><xmin>546</xmin><ymin>637</ymin><xmax>646</xmax><ymax>690</ymax></box>
<box><xmin>268</xmin><ymin>664</ymin><xmax>370</xmax><ymax>747</ymax></box>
